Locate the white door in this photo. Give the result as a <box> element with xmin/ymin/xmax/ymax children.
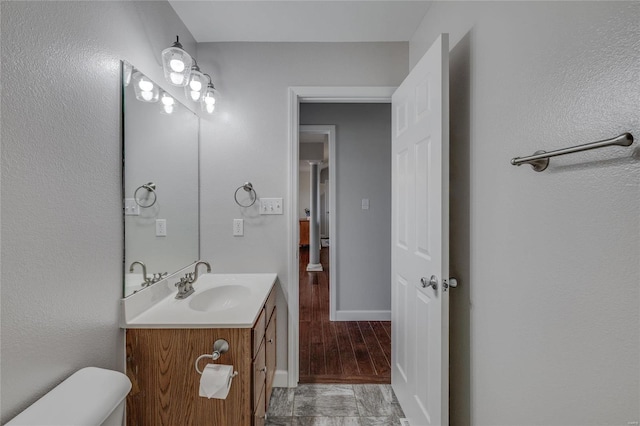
<box><xmin>391</xmin><ymin>34</ymin><xmax>449</xmax><ymax>426</ymax></box>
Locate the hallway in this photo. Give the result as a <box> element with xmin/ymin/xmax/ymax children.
<box><xmin>299</xmin><ymin>248</ymin><xmax>391</xmax><ymax>384</ymax></box>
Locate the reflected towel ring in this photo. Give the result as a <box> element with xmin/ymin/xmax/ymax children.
<box><xmin>234</xmin><ymin>182</ymin><xmax>257</xmax><ymax>207</ymax></box>
<box><xmin>134</xmin><ymin>182</ymin><xmax>157</xmax><ymax>208</ymax></box>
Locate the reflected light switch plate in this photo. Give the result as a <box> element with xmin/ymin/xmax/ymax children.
<box><xmin>125</xmin><ymin>198</ymin><xmax>140</xmax><ymax>216</ymax></box>
<box><xmin>233</xmin><ymin>219</ymin><xmax>244</xmax><ymax>236</ymax></box>
<box><xmin>156</xmin><ymin>219</ymin><xmax>167</xmax><ymax>236</ymax></box>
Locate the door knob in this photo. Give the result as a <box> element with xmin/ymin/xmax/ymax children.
<box><xmin>421</xmin><ymin>276</ymin><xmax>438</xmax><ymax>290</ymax></box>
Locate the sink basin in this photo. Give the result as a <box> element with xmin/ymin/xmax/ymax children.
<box><xmin>188</xmin><ymin>285</ymin><xmax>252</xmax><ymax>312</ymax></box>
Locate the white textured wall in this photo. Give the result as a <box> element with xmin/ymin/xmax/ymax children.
<box><xmin>0</xmin><ymin>1</ymin><xmax>195</xmax><ymax>422</ymax></box>
<box><xmin>196</xmin><ymin>42</ymin><xmax>408</xmax><ymax>373</ymax></box>
<box><xmin>300</xmin><ymin>103</ymin><xmax>392</xmax><ymax>314</ymax></box>
<box><xmin>410</xmin><ymin>2</ymin><xmax>640</xmax><ymax>425</ymax></box>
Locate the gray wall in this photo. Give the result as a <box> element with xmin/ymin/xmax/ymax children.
<box><xmin>301</xmin><ymin>104</ymin><xmax>392</xmax><ymax>316</ymax></box>
<box><xmin>299</xmin><ymin>170</ymin><xmax>311</xmax><ymax>219</ymax></box>
<box><xmin>411</xmin><ymin>2</ymin><xmax>640</xmax><ymax>425</ymax></box>
<box><xmin>196</xmin><ymin>42</ymin><xmax>408</xmax><ymax>374</ymax></box>
<box><xmin>0</xmin><ymin>1</ymin><xmax>195</xmax><ymax>422</ymax></box>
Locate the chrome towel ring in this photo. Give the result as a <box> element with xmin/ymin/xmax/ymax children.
<box><xmin>195</xmin><ymin>339</ymin><xmax>232</xmax><ymax>374</ymax></box>
<box><xmin>134</xmin><ymin>182</ymin><xmax>157</xmax><ymax>208</ymax></box>
<box><xmin>234</xmin><ymin>182</ymin><xmax>257</xmax><ymax>207</ymax></box>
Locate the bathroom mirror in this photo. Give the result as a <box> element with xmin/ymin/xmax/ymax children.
<box><xmin>122</xmin><ymin>61</ymin><xmax>199</xmax><ymax>297</ymax></box>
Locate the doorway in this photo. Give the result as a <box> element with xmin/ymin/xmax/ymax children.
<box><xmin>288</xmin><ymin>88</ymin><xmax>395</xmax><ymax>386</ymax></box>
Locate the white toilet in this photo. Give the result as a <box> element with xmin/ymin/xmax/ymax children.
<box><xmin>6</xmin><ymin>367</ymin><xmax>131</xmax><ymax>426</ymax></box>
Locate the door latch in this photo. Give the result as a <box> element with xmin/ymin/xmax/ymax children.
<box><xmin>443</xmin><ymin>277</ymin><xmax>458</xmax><ymax>291</ymax></box>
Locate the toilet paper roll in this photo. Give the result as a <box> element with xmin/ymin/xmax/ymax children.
<box><xmin>199</xmin><ymin>364</ymin><xmax>234</xmax><ymax>399</ymax></box>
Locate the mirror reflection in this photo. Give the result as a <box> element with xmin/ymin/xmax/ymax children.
<box><xmin>122</xmin><ymin>61</ymin><xmax>199</xmax><ymax>297</ymax></box>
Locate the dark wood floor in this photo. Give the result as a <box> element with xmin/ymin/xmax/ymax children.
<box><xmin>299</xmin><ymin>247</ymin><xmax>391</xmax><ymax>384</ymax></box>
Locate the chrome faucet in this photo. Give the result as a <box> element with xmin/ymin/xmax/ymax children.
<box><xmin>192</xmin><ymin>261</ymin><xmax>212</xmax><ymax>282</ymax></box>
<box><xmin>129</xmin><ymin>261</ymin><xmax>150</xmax><ymax>285</ymax></box>
<box><xmin>175</xmin><ymin>260</ymin><xmax>212</xmax><ymax>299</ymax></box>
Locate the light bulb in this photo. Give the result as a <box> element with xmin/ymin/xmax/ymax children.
<box><xmin>138</xmin><ymin>78</ymin><xmax>153</xmax><ymax>92</ymax></box>
<box><xmin>204</xmin><ymin>93</ymin><xmax>216</xmax><ymax>105</ymax></box>
<box><xmin>169</xmin><ymin>58</ymin><xmax>185</xmax><ymax>73</ymax></box>
<box><xmin>189</xmin><ymin>90</ymin><xmax>201</xmax><ymax>101</ymax></box>
<box><xmin>141</xmin><ymin>91</ymin><xmax>153</xmax><ymax>101</ymax></box>
<box><xmin>205</xmin><ymin>104</ymin><xmax>215</xmax><ymax>114</ymax></box>
<box><xmin>161</xmin><ymin>93</ymin><xmax>175</xmax><ymax>106</ymax></box>
<box><xmin>189</xmin><ymin>80</ymin><xmax>202</xmax><ymax>92</ymax></box>
<box><xmin>163</xmin><ymin>104</ymin><xmax>174</xmax><ymax>114</ymax></box>
<box><xmin>170</xmin><ymin>73</ymin><xmax>184</xmax><ymax>85</ymax></box>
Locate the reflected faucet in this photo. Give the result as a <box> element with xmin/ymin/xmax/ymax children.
<box><xmin>192</xmin><ymin>261</ymin><xmax>212</xmax><ymax>283</ymax></box>
<box><xmin>129</xmin><ymin>261</ymin><xmax>150</xmax><ymax>285</ymax></box>
<box><xmin>175</xmin><ymin>260</ymin><xmax>212</xmax><ymax>300</ymax></box>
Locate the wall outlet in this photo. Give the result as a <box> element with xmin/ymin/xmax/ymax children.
<box><xmin>155</xmin><ymin>219</ymin><xmax>167</xmax><ymax>237</ymax></box>
<box><xmin>361</xmin><ymin>198</ymin><xmax>370</xmax><ymax>210</ymax></box>
<box><xmin>124</xmin><ymin>198</ymin><xmax>140</xmax><ymax>216</ymax></box>
<box><xmin>233</xmin><ymin>219</ymin><xmax>244</xmax><ymax>236</ymax></box>
<box><xmin>260</xmin><ymin>198</ymin><xmax>283</xmax><ymax>215</ymax></box>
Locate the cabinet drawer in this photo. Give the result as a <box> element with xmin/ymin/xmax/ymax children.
<box><xmin>253</xmin><ymin>308</ymin><xmax>266</xmax><ymax>359</ymax></box>
<box><xmin>265</xmin><ymin>310</ymin><xmax>276</xmax><ymax>405</ymax></box>
<box><xmin>265</xmin><ymin>288</ymin><xmax>276</xmax><ymax>323</ymax></box>
<box><xmin>252</xmin><ymin>340</ymin><xmax>266</xmax><ymax>412</ymax></box>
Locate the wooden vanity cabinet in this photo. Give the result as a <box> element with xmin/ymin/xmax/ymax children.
<box><xmin>126</xmin><ymin>286</ymin><xmax>277</xmax><ymax>426</ymax></box>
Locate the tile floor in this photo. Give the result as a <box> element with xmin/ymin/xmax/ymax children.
<box><xmin>266</xmin><ymin>384</ymin><xmax>405</xmax><ymax>425</ymax></box>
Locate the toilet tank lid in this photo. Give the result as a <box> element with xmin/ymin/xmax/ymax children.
<box><xmin>6</xmin><ymin>367</ymin><xmax>132</xmax><ymax>426</ymax></box>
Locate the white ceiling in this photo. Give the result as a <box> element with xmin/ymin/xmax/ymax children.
<box><xmin>168</xmin><ymin>1</ymin><xmax>432</xmax><ymax>43</ymax></box>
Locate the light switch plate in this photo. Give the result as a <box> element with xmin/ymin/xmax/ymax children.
<box><xmin>260</xmin><ymin>198</ymin><xmax>283</xmax><ymax>215</ymax></box>
<box><xmin>362</xmin><ymin>198</ymin><xmax>370</xmax><ymax>210</ymax></box>
<box><xmin>124</xmin><ymin>198</ymin><xmax>140</xmax><ymax>216</ymax></box>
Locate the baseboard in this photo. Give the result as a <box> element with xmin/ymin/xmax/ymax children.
<box><xmin>335</xmin><ymin>310</ymin><xmax>391</xmax><ymax>321</ymax></box>
<box><xmin>273</xmin><ymin>369</ymin><xmax>289</xmax><ymax>388</ymax></box>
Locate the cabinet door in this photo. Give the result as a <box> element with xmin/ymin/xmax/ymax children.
<box><xmin>254</xmin><ymin>386</ymin><xmax>266</xmax><ymax>426</ymax></box>
<box><xmin>252</xmin><ymin>340</ymin><xmax>266</xmax><ymax>413</ymax></box>
<box><xmin>265</xmin><ymin>311</ymin><xmax>276</xmax><ymax>405</ymax></box>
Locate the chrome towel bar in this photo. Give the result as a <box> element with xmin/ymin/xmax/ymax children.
<box><xmin>511</xmin><ymin>133</ymin><xmax>634</xmax><ymax>172</ymax></box>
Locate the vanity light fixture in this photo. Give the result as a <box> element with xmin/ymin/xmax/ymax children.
<box><xmin>161</xmin><ymin>36</ymin><xmax>193</xmax><ymax>87</ymax></box>
<box><xmin>160</xmin><ymin>92</ymin><xmax>176</xmax><ymax>114</ymax></box>
<box><xmin>132</xmin><ymin>72</ymin><xmax>159</xmax><ymax>102</ymax></box>
<box><xmin>185</xmin><ymin>61</ymin><xmax>206</xmax><ymax>102</ymax></box>
<box><xmin>160</xmin><ymin>35</ymin><xmax>221</xmax><ymax>113</ymax></box>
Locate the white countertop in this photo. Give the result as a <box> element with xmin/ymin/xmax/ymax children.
<box><xmin>121</xmin><ymin>273</ymin><xmax>278</xmax><ymax>329</ymax></box>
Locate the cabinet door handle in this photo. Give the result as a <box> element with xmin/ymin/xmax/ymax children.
<box><xmin>260</xmin><ymin>367</ymin><xmax>267</xmax><ymax>374</ymax></box>
<box><xmin>268</xmin><ymin>338</ymin><xmax>274</xmax><ymax>343</ymax></box>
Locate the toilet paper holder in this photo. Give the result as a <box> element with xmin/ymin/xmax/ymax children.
<box><xmin>195</xmin><ymin>339</ymin><xmax>238</xmax><ymax>375</ymax></box>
